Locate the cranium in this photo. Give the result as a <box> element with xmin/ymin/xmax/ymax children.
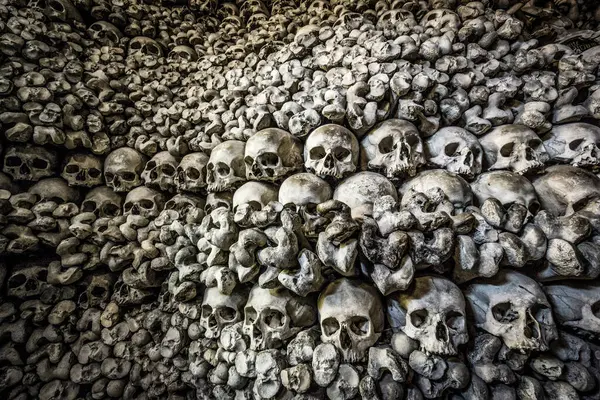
<box><xmin>304</xmin><ymin>124</ymin><xmax>359</xmax><ymax>180</ymax></box>
<box><xmin>128</xmin><ymin>36</ymin><xmax>164</xmax><ymax>58</ymax></box>
<box><xmin>233</xmin><ymin>181</ymin><xmax>280</xmax><ymax>228</ymax></box>
<box><xmin>164</xmin><ymin>193</ymin><xmax>204</xmax><ymax>219</ymax></box>
<box><xmin>7</xmin><ymin>265</ymin><xmax>49</xmax><ymax>299</ymax></box>
<box><xmin>400</xmin><ymin>169</ymin><xmax>473</xmax><ymax>214</ymax></box>
<box><xmin>244</xmin><ymin>128</ymin><xmax>303</xmax><ymax>183</ymax></box>
<box><xmin>28</xmin><ymin>177</ymin><xmax>79</xmax><ymax>204</ymax></box>
<box><xmin>376</xmin><ymin>9</ymin><xmax>417</xmax><ymax>35</ymax></box>
<box><xmin>294</xmin><ymin>25</ymin><xmax>321</xmax><ymax>49</ymax></box>
<box><xmin>544</xmin><ymin>282</ymin><xmax>600</xmax><ymax>335</ymax></box>
<box><xmin>206</xmin><ymin>140</ymin><xmax>246</xmax><ymax>193</ymax></box>
<box><xmin>61</xmin><ymin>153</ymin><xmax>103</xmax><ymax>188</ymax></box>
<box><xmin>176</xmin><ymin>152</ymin><xmax>209</xmax><ymax>194</ymax></box>
<box><xmin>81</xmin><ymin>186</ymin><xmax>122</xmax><ymax>218</ymax></box>
<box><xmin>87</xmin><ymin>21</ymin><xmax>122</xmax><ymax>46</ymax></box>
<box><xmin>318</xmin><ymin>279</ymin><xmax>384</xmax><ymax>363</ymax></box>
<box><xmin>43</xmin><ymin>0</ymin><xmax>83</xmax><ymax>22</ymax></box>
<box><xmin>387</xmin><ymin>276</ymin><xmax>468</xmax><ymax>356</ymax></box>
<box><xmin>123</xmin><ymin>186</ymin><xmax>166</xmax><ymax>219</ymax></box>
<box><xmin>141</xmin><ymin>151</ymin><xmax>179</xmax><ymax>193</ymax></box>
<box><xmin>334</xmin><ymin>171</ymin><xmax>397</xmax><ymax>219</ymax></box>
<box><xmin>420</xmin><ymin>9</ymin><xmax>461</xmax><ymax>33</ymax></box>
<box><xmin>205</xmin><ymin>192</ymin><xmax>233</xmax><ymax>215</ymax></box>
<box><xmin>201</xmin><ymin>286</ymin><xmax>246</xmax><ymax>339</ymax></box>
<box><xmin>479</xmin><ymin>124</ymin><xmax>549</xmax><ymax>175</ymax></box>
<box><xmin>79</xmin><ymin>274</ymin><xmax>114</xmax><ymax>309</ymax></box>
<box><xmin>243</xmin><ymin>285</ymin><xmax>317</xmax><ymax>351</ymax></box>
<box><xmin>168</xmin><ymin>45</ymin><xmax>198</xmax><ymax>62</ymax></box>
<box><xmin>361</xmin><ymin>119</ymin><xmax>425</xmax><ymax>179</ymax></box>
<box><xmin>465</xmin><ymin>270</ymin><xmax>557</xmax><ymax>352</ymax></box>
<box><xmin>3</xmin><ymin>145</ymin><xmax>57</xmax><ymax>181</ymax></box>
<box><xmin>425</xmin><ymin>127</ymin><xmax>483</xmax><ymax>179</ymax></box>
<box><xmin>104</xmin><ymin>148</ymin><xmax>147</xmax><ymax>193</ymax></box>
<box><xmin>543</xmin><ymin>123</ymin><xmax>600</xmax><ymax>168</ymax></box>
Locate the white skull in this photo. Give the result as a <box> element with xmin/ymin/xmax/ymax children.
<box><xmin>168</xmin><ymin>45</ymin><xmax>198</xmax><ymax>62</ymax></box>
<box><xmin>61</xmin><ymin>153</ymin><xmax>103</xmax><ymax>187</ymax></box>
<box><xmin>81</xmin><ymin>186</ymin><xmax>122</xmax><ymax>218</ymax></box>
<box><xmin>387</xmin><ymin>276</ymin><xmax>468</xmax><ymax>356</ymax></box>
<box><xmin>3</xmin><ymin>145</ymin><xmax>57</xmax><ymax>181</ymax></box>
<box><xmin>318</xmin><ymin>279</ymin><xmax>384</xmax><ymax>363</ymax></box>
<box><xmin>206</xmin><ymin>141</ymin><xmax>246</xmax><ymax>193</ymax></box>
<box><xmin>334</xmin><ymin>171</ymin><xmax>397</xmax><ymax>219</ymax></box>
<box><xmin>141</xmin><ymin>151</ymin><xmax>179</xmax><ymax>193</ymax></box>
<box><xmin>104</xmin><ymin>148</ymin><xmax>147</xmax><ymax>193</ymax></box>
<box><xmin>465</xmin><ymin>270</ymin><xmax>557</xmax><ymax>352</ymax></box>
<box><xmin>243</xmin><ymin>285</ymin><xmax>317</xmax><ymax>351</ymax></box>
<box><xmin>128</xmin><ymin>36</ymin><xmax>164</xmax><ymax>58</ymax></box>
<box><xmin>420</xmin><ymin>9</ymin><xmax>461</xmax><ymax>33</ymax></box>
<box><xmin>545</xmin><ymin>282</ymin><xmax>600</xmax><ymax>335</ymax></box>
<box><xmin>205</xmin><ymin>192</ymin><xmax>233</xmax><ymax>214</ymax></box>
<box><xmin>479</xmin><ymin>124</ymin><xmax>549</xmax><ymax>175</ymax></box>
<box><xmin>543</xmin><ymin>122</ymin><xmax>600</xmax><ymax>168</ymax></box>
<box><xmin>361</xmin><ymin>119</ymin><xmax>425</xmax><ymax>179</ymax></box>
<box><xmin>400</xmin><ymin>169</ymin><xmax>473</xmax><ymax>214</ymax></box>
<box><xmin>425</xmin><ymin>127</ymin><xmax>483</xmax><ymax>179</ymax></box>
<box><xmin>123</xmin><ymin>186</ymin><xmax>166</xmax><ymax>219</ymax></box>
<box><xmin>244</xmin><ymin>128</ymin><xmax>304</xmax><ymax>183</ymax></box>
<box><xmin>87</xmin><ymin>21</ymin><xmax>123</xmax><ymax>46</ymax></box>
<box><xmin>201</xmin><ymin>286</ymin><xmax>246</xmax><ymax>339</ymax></box>
<box><xmin>176</xmin><ymin>152</ymin><xmax>209</xmax><ymax>194</ymax></box>
<box><xmin>304</xmin><ymin>124</ymin><xmax>359</xmax><ymax>180</ymax></box>
<box><xmin>233</xmin><ymin>181</ymin><xmax>280</xmax><ymax>228</ymax></box>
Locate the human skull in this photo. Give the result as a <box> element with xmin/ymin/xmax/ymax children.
<box><xmin>206</xmin><ymin>140</ymin><xmax>246</xmax><ymax>193</ymax></box>
<box><xmin>205</xmin><ymin>192</ymin><xmax>233</xmax><ymax>214</ymax></box>
<box><xmin>387</xmin><ymin>276</ymin><xmax>468</xmax><ymax>356</ymax></box>
<box><xmin>243</xmin><ymin>285</ymin><xmax>317</xmax><ymax>351</ymax></box>
<box><xmin>304</xmin><ymin>124</ymin><xmax>359</xmax><ymax>180</ymax></box>
<box><xmin>377</xmin><ymin>9</ymin><xmax>417</xmax><ymax>35</ymax></box>
<box><xmin>233</xmin><ymin>181</ymin><xmax>279</xmax><ymax>228</ymax></box>
<box><xmin>28</xmin><ymin>178</ymin><xmax>79</xmax><ymax>204</ymax></box>
<box><xmin>465</xmin><ymin>270</ymin><xmax>557</xmax><ymax>352</ymax></box>
<box><xmin>3</xmin><ymin>145</ymin><xmax>57</xmax><ymax>181</ymax></box>
<box><xmin>164</xmin><ymin>193</ymin><xmax>204</xmax><ymax>219</ymax></box>
<box><xmin>334</xmin><ymin>172</ymin><xmax>397</xmax><ymax>219</ymax></box>
<box><xmin>141</xmin><ymin>151</ymin><xmax>179</xmax><ymax>193</ymax></box>
<box><xmin>318</xmin><ymin>279</ymin><xmax>384</xmax><ymax>363</ymax></box>
<box><xmin>294</xmin><ymin>24</ymin><xmax>320</xmax><ymax>49</ymax></box>
<box><xmin>543</xmin><ymin>123</ymin><xmax>600</xmax><ymax>168</ymax></box>
<box><xmin>425</xmin><ymin>127</ymin><xmax>483</xmax><ymax>179</ymax></box>
<box><xmin>420</xmin><ymin>9</ymin><xmax>461</xmax><ymax>33</ymax></box>
<box><xmin>479</xmin><ymin>124</ymin><xmax>549</xmax><ymax>175</ymax></box>
<box><xmin>400</xmin><ymin>169</ymin><xmax>473</xmax><ymax>214</ymax></box>
<box><xmin>7</xmin><ymin>265</ymin><xmax>49</xmax><ymax>299</ymax></box>
<box><xmin>245</xmin><ymin>128</ymin><xmax>303</xmax><ymax>183</ymax></box>
<box><xmin>176</xmin><ymin>152</ymin><xmax>209</xmax><ymax>194</ymax></box>
<box><xmin>61</xmin><ymin>153</ymin><xmax>103</xmax><ymax>188</ymax></box>
<box><xmin>87</xmin><ymin>21</ymin><xmax>123</xmax><ymax>46</ymax></box>
<box><xmin>128</xmin><ymin>36</ymin><xmax>164</xmax><ymax>58</ymax></box>
<box><xmin>104</xmin><ymin>148</ymin><xmax>147</xmax><ymax>193</ymax></box>
<box><xmin>531</xmin><ymin>165</ymin><xmax>600</xmax><ymax>216</ymax></box>
<box><xmin>361</xmin><ymin>119</ymin><xmax>425</xmax><ymax>179</ymax></box>
<box><xmin>544</xmin><ymin>282</ymin><xmax>600</xmax><ymax>335</ymax></box>
<box><xmin>201</xmin><ymin>286</ymin><xmax>247</xmax><ymax>339</ymax></box>
<box><xmin>43</xmin><ymin>0</ymin><xmax>83</xmax><ymax>22</ymax></box>
<box><xmin>123</xmin><ymin>186</ymin><xmax>166</xmax><ymax>219</ymax></box>
<box><xmin>81</xmin><ymin>186</ymin><xmax>122</xmax><ymax>218</ymax></box>
<box><xmin>168</xmin><ymin>45</ymin><xmax>198</xmax><ymax>62</ymax></box>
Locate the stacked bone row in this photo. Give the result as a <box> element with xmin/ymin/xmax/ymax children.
<box><xmin>2</xmin><ymin>0</ymin><xmax>600</xmax><ymax>399</ymax></box>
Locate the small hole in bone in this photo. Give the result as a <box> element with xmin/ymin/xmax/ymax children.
<box><xmin>591</xmin><ymin>301</ymin><xmax>600</xmax><ymax>319</ymax></box>
<box><xmin>410</xmin><ymin>309</ymin><xmax>428</xmax><ymax>328</ymax></box>
<box><xmin>91</xmin><ymin>286</ymin><xmax>106</xmax><ymax>297</ymax></box>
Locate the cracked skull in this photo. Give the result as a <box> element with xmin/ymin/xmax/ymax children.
<box><xmin>245</xmin><ymin>128</ymin><xmax>304</xmax><ymax>182</ymax></box>
<box><xmin>425</xmin><ymin>126</ymin><xmax>483</xmax><ymax>179</ymax></box>
<box><xmin>304</xmin><ymin>124</ymin><xmax>359</xmax><ymax>180</ymax></box>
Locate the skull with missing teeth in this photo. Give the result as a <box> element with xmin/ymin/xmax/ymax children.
<box><xmin>233</xmin><ymin>181</ymin><xmax>280</xmax><ymax>228</ymax></box>
<box><xmin>465</xmin><ymin>270</ymin><xmax>557</xmax><ymax>352</ymax></box>
<box><xmin>479</xmin><ymin>124</ymin><xmax>549</xmax><ymax>175</ymax></box>
<box><xmin>361</xmin><ymin>119</ymin><xmax>425</xmax><ymax>179</ymax></box>
<box><xmin>387</xmin><ymin>276</ymin><xmax>468</xmax><ymax>356</ymax></box>
<box><xmin>201</xmin><ymin>286</ymin><xmax>246</xmax><ymax>339</ymax></box>
<box><xmin>304</xmin><ymin>124</ymin><xmax>359</xmax><ymax>180</ymax></box>
<box><xmin>425</xmin><ymin>126</ymin><xmax>483</xmax><ymax>179</ymax></box>
<box><xmin>244</xmin><ymin>128</ymin><xmax>304</xmax><ymax>182</ymax></box>
<box><xmin>543</xmin><ymin>122</ymin><xmax>600</xmax><ymax>168</ymax></box>
<box><xmin>206</xmin><ymin>140</ymin><xmax>246</xmax><ymax>193</ymax></box>
<box><xmin>103</xmin><ymin>147</ymin><xmax>146</xmax><ymax>193</ymax></box>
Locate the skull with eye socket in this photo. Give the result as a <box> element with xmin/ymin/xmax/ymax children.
<box><xmin>3</xmin><ymin>145</ymin><xmax>58</xmax><ymax>182</ymax></box>
<box><xmin>61</xmin><ymin>153</ymin><xmax>103</xmax><ymax>188</ymax></box>
<box><xmin>200</xmin><ymin>286</ymin><xmax>247</xmax><ymax>339</ymax></box>
<box><xmin>543</xmin><ymin>122</ymin><xmax>600</xmax><ymax>169</ymax></box>
<box><xmin>123</xmin><ymin>186</ymin><xmax>166</xmax><ymax>219</ymax></box>
<box><xmin>127</xmin><ymin>36</ymin><xmax>164</xmax><ymax>59</ymax></box>
<box><xmin>304</xmin><ymin>124</ymin><xmax>359</xmax><ymax>180</ymax></box>
<box><xmin>141</xmin><ymin>151</ymin><xmax>179</xmax><ymax>193</ymax></box>
<box><xmin>480</xmin><ymin>124</ymin><xmax>549</xmax><ymax>175</ymax></box>
<box><xmin>245</xmin><ymin>128</ymin><xmax>304</xmax><ymax>183</ymax></box>
<box><xmin>425</xmin><ymin>126</ymin><xmax>483</xmax><ymax>179</ymax></box>
<box><xmin>104</xmin><ymin>147</ymin><xmax>146</xmax><ymax>193</ymax></box>
<box><xmin>87</xmin><ymin>21</ymin><xmax>122</xmax><ymax>46</ymax></box>
<box><xmin>233</xmin><ymin>181</ymin><xmax>280</xmax><ymax>228</ymax></box>
<box><xmin>81</xmin><ymin>186</ymin><xmax>122</xmax><ymax>218</ymax></box>
<box><xmin>206</xmin><ymin>140</ymin><xmax>246</xmax><ymax>193</ymax></box>
<box><xmin>361</xmin><ymin>119</ymin><xmax>425</xmax><ymax>180</ymax></box>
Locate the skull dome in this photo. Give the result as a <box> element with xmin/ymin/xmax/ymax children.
<box><xmin>544</xmin><ymin>282</ymin><xmax>600</xmax><ymax>335</ymax></box>
<box><xmin>471</xmin><ymin>171</ymin><xmax>540</xmax><ymax>215</ymax></box>
<box><xmin>361</xmin><ymin>119</ymin><xmax>425</xmax><ymax>179</ymax></box>
<box><xmin>81</xmin><ymin>186</ymin><xmax>122</xmax><ymax>218</ymax></box>
<box><xmin>465</xmin><ymin>270</ymin><xmax>557</xmax><ymax>352</ymax></box>
<box><xmin>233</xmin><ymin>181</ymin><xmax>280</xmax><ymax>227</ymax></box>
<box><xmin>104</xmin><ymin>147</ymin><xmax>147</xmax><ymax>193</ymax></box>
<box><xmin>543</xmin><ymin>122</ymin><xmax>600</xmax><ymax>168</ymax></box>
<box><xmin>387</xmin><ymin>276</ymin><xmax>468</xmax><ymax>355</ymax></box>
<box><xmin>425</xmin><ymin>126</ymin><xmax>483</xmax><ymax>179</ymax></box>
<box><xmin>318</xmin><ymin>279</ymin><xmax>384</xmax><ymax>363</ymax></box>
<box><xmin>304</xmin><ymin>124</ymin><xmax>359</xmax><ymax>180</ymax></box>
<box><xmin>479</xmin><ymin>124</ymin><xmax>549</xmax><ymax>175</ymax></box>
<box><xmin>400</xmin><ymin>169</ymin><xmax>473</xmax><ymax>214</ymax></box>
<box><xmin>279</xmin><ymin>173</ymin><xmax>333</xmax><ymax>208</ymax></box>
<box><xmin>334</xmin><ymin>171</ymin><xmax>397</xmax><ymax>219</ymax></box>
<box><xmin>245</xmin><ymin>128</ymin><xmax>304</xmax><ymax>182</ymax></box>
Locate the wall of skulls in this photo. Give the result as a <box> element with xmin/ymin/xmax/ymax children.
<box><xmin>2</xmin><ymin>0</ymin><xmax>600</xmax><ymax>398</ymax></box>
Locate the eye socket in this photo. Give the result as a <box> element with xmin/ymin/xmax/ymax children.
<box><xmin>145</xmin><ymin>161</ymin><xmax>157</xmax><ymax>171</ymax></box>
<box><xmin>405</xmin><ymin>133</ymin><xmax>420</xmax><ymax>147</ymax></box>
<box><xmin>139</xmin><ymin>199</ymin><xmax>154</xmax><ymax>209</ymax></box>
<box><xmin>218</xmin><ymin>307</ymin><xmax>237</xmax><ymax>321</ymax></box>
<box><xmin>244</xmin><ymin>156</ymin><xmax>254</xmax><ymax>166</ymax></box>
<box><xmin>162</xmin><ymin>165</ymin><xmax>175</xmax><ymax>176</ymax></box>
<box><xmin>500</xmin><ymin>142</ymin><xmax>515</xmax><ymax>157</ymax></box>
<box><xmin>444</xmin><ymin>142</ymin><xmax>460</xmax><ymax>156</ymax></box>
<box><xmin>528</xmin><ymin>139</ymin><xmax>542</xmax><ymax>148</ymax></box>
<box><xmin>349</xmin><ymin>316</ymin><xmax>370</xmax><ymax>335</ymax></box>
<box><xmin>529</xmin><ymin>201</ymin><xmax>540</xmax><ymax>215</ymax></box>
<box><xmin>410</xmin><ymin>309</ymin><xmax>428</xmax><ymax>328</ymax></box>
<box><xmin>216</xmin><ymin>162</ymin><xmax>231</xmax><ymax>177</ymax></box>
<box><xmin>185</xmin><ymin>167</ymin><xmax>200</xmax><ymax>179</ymax></box>
<box><xmin>88</xmin><ymin>168</ymin><xmax>101</xmax><ymax>178</ymax></box>
<box><xmin>244</xmin><ymin>306</ymin><xmax>257</xmax><ymax>324</ymax></box>
<box><xmin>262</xmin><ymin>309</ymin><xmax>285</xmax><ymax>328</ymax></box>
<box><xmin>49</xmin><ymin>0</ymin><xmax>65</xmax><ymax>12</ymax></box>
<box><xmin>322</xmin><ymin>317</ymin><xmax>340</xmax><ymax>336</ymax></box>
<box><xmin>104</xmin><ymin>172</ymin><xmax>114</xmax><ymax>182</ymax></box>
<box><xmin>123</xmin><ymin>201</ymin><xmax>133</xmax><ymax>212</ymax></box>
<box><xmin>378</xmin><ymin>136</ymin><xmax>394</xmax><ymax>154</ymax></box>
<box><xmin>569</xmin><ymin>138</ymin><xmax>585</xmax><ymax>151</ymax></box>
<box><xmin>81</xmin><ymin>200</ymin><xmax>96</xmax><ymax>213</ymax></box>
<box><xmin>445</xmin><ymin>311</ymin><xmax>464</xmax><ymax>330</ymax></box>
<box><xmin>492</xmin><ymin>302</ymin><xmax>518</xmax><ymax>323</ymax></box>
<box><xmin>32</xmin><ymin>158</ymin><xmax>49</xmax><ymax>169</ymax></box>
<box><xmin>201</xmin><ymin>305</ymin><xmax>213</xmax><ymax>318</ymax></box>
<box><xmin>103</xmin><ymin>203</ymin><xmax>120</xmax><ymax>217</ymax></box>
<box><xmin>572</xmin><ymin>196</ymin><xmax>595</xmax><ymax>213</ymax></box>
<box><xmin>310</xmin><ymin>146</ymin><xmax>326</xmax><ymax>160</ymax></box>
<box><xmin>65</xmin><ymin>164</ymin><xmax>79</xmax><ymax>174</ymax></box>
<box><xmin>258</xmin><ymin>152</ymin><xmax>279</xmax><ymax>166</ymax></box>
<box><xmin>333</xmin><ymin>147</ymin><xmax>351</xmax><ymax>161</ymax></box>
<box><xmin>121</xmin><ymin>172</ymin><xmax>136</xmax><ymax>181</ymax></box>
<box><xmin>5</xmin><ymin>156</ymin><xmax>21</xmax><ymax>167</ymax></box>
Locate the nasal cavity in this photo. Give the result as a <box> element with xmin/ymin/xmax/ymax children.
<box><xmin>436</xmin><ymin>321</ymin><xmax>448</xmax><ymax>342</ymax></box>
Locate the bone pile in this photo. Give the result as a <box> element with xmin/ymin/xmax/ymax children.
<box><xmin>3</xmin><ymin>0</ymin><xmax>600</xmax><ymax>398</ymax></box>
